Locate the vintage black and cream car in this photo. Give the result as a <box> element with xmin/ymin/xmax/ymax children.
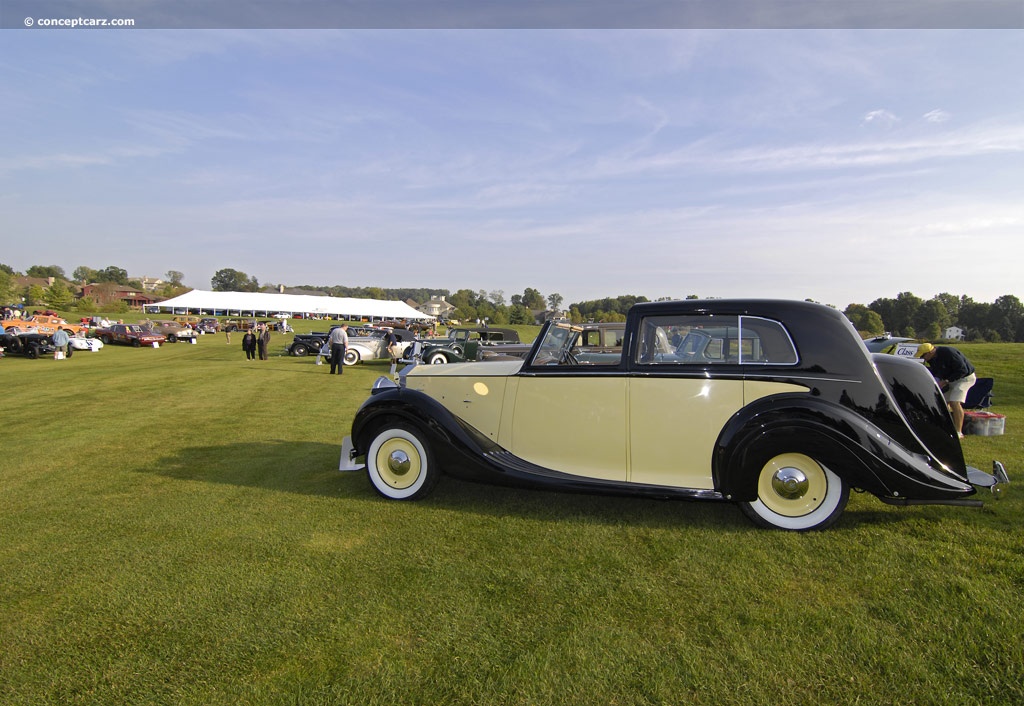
<box><xmin>340</xmin><ymin>299</ymin><xmax>1008</xmax><ymax>531</ymax></box>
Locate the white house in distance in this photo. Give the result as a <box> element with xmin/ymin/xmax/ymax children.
<box><xmin>944</xmin><ymin>326</ymin><xmax>965</xmax><ymax>340</ymax></box>
<box><xmin>416</xmin><ymin>295</ymin><xmax>456</xmax><ymax>319</ymax></box>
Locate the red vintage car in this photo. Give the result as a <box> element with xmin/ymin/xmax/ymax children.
<box><xmin>95</xmin><ymin>323</ymin><xmax>166</xmax><ymax>347</ymax></box>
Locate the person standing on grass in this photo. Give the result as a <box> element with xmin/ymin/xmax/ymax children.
<box><xmin>916</xmin><ymin>342</ymin><xmax>976</xmax><ymax>438</ymax></box>
<box><xmin>257</xmin><ymin>323</ymin><xmax>271</xmax><ymax>360</ymax></box>
<box><xmin>242</xmin><ymin>330</ymin><xmax>257</xmax><ymax>360</ymax></box>
<box><xmin>51</xmin><ymin>328</ymin><xmax>70</xmax><ymax>359</ymax></box>
<box><xmin>328</xmin><ymin>324</ymin><xmax>349</xmax><ymax>375</ymax></box>
<box><xmin>385</xmin><ymin>327</ymin><xmax>401</xmax><ymax>377</ymax></box>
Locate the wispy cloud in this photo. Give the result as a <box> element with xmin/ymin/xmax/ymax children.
<box><xmin>923</xmin><ymin>109</ymin><xmax>951</xmax><ymax>123</ymax></box>
<box><xmin>580</xmin><ymin>119</ymin><xmax>1024</xmax><ymax>179</ymax></box>
<box><xmin>861</xmin><ymin>109</ymin><xmax>899</xmax><ymax>128</ymax></box>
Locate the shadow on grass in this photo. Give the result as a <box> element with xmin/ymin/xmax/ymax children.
<box><xmin>146</xmin><ymin>440</ymin><xmax>360</xmax><ymax>498</ymax></box>
<box><xmin>144</xmin><ymin>440</ymin><xmax>753</xmax><ymax>531</ymax></box>
<box><xmin>144</xmin><ymin>440</ymin><xmax>935</xmax><ymax>533</ymax></box>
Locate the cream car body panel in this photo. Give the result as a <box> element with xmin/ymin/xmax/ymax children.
<box><xmin>510</xmin><ymin>377</ymin><xmax>628</xmax><ymax>481</ymax></box>
<box><xmin>629</xmin><ymin>378</ymin><xmax>742</xmax><ymax>488</ymax></box>
<box><xmin>743</xmin><ymin>380</ymin><xmax>809</xmax><ymax>404</ymax></box>
<box><xmin>406</xmin><ymin>361</ymin><xmax>521</xmax><ymax>444</ymax></box>
<box><xmin>629</xmin><ymin>379</ymin><xmax>810</xmax><ymax>488</ymax></box>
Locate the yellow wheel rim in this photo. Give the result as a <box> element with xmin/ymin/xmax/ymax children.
<box><xmin>757</xmin><ymin>453</ymin><xmax>829</xmax><ymax>518</ymax></box>
<box><xmin>374</xmin><ymin>437</ymin><xmax>423</xmax><ymax>490</ymax></box>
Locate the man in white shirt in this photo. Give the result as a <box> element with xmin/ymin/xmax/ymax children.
<box><xmin>328</xmin><ymin>324</ymin><xmax>349</xmax><ymax>375</ymax></box>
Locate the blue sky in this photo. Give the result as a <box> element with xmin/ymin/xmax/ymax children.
<box><xmin>2</xmin><ymin>28</ymin><xmax>1022</xmax><ymax>308</ymax></box>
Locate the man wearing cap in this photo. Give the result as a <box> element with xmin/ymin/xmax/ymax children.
<box><xmin>916</xmin><ymin>342</ymin><xmax>976</xmax><ymax>438</ymax></box>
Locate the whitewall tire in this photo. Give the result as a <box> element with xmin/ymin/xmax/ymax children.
<box><xmin>366</xmin><ymin>425</ymin><xmax>438</xmax><ymax>500</ymax></box>
<box><xmin>741</xmin><ymin>453</ymin><xmax>849</xmax><ymax>531</ymax></box>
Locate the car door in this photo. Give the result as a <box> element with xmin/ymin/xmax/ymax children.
<box><xmin>509</xmin><ymin>324</ymin><xmax>629</xmax><ymax>481</ymax></box>
<box><xmin>510</xmin><ymin>374</ymin><xmax>629</xmax><ymax>481</ymax></box>
<box><xmin>628</xmin><ymin>314</ymin><xmax>743</xmax><ymax>489</ymax></box>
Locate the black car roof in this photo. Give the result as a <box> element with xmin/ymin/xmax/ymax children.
<box><xmin>626</xmin><ymin>298</ymin><xmax>870</xmax><ymax>376</ymax></box>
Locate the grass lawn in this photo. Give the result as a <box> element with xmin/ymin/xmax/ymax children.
<box><xmin>1</xmin><ymin>335</ymin><xmax>1022</xmax><ymax>705</ymax></box>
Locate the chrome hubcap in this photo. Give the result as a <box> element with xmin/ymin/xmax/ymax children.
<box><xmin>387</xmin><ymin>449</ymin><xmax>411</xmax><ymax>475</ymax></box>
<box><xmin>772</xmin><ymin>467</ymin><xmax>808</xmax><ymax>500</ymax></box>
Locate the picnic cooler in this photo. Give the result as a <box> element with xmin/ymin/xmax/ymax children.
<box><xmin>963</xmin><ymin>411</ymin><xmax>1005</xmax><ymax>436</ymax></box>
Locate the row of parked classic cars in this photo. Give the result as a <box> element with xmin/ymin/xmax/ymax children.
<box><xmin>0</xmin><ymin>313</ymin><xmax>214</xmax><ymax>357</ymax></box>
<box><xmin>287</xmin><ymin>324</ymin><xmax>525</xmax><ymax>366</ymax></box>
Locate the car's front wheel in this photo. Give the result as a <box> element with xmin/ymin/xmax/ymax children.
<box><xmin>343</xmin><ymin>349</ymin><xmax>360</xmax><ymax>366</ymax></box>
<box><xmin>426</xmin><ymin>351</ymin><xmax>448</xmax><ymax>365</ymax></box>
<box><xmin>366</xmin><ymin>424</ymin><xmax>438</xmax><ymax>500</ymax></box>
<box><xmin>740</xmin><ymin>452</ymin><xmax>849</xmax><ymax>531</ymax></box>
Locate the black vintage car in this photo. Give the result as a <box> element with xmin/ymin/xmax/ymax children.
<box><xmin>416</xmin><ymin>327</ymin><xmax>522</xmax><ymax>364</ymax></box>
<box><xmin>1</xmin><ymin>332</ymin><xmax>57</xmax><ymax>359</ymax></box>
<box><xmin>341</xmin><ymin>299</ymin><xmax>1008</xmax><ymax>531</ymax></box>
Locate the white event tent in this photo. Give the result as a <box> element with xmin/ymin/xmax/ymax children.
<box><xmin>149</xmin><ymin>289</ymin><xmax>433</xmax><ymax>321</ymax></box>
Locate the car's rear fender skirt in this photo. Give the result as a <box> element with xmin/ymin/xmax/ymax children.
<box><xmin>715</xmin><ymin>398</ymin><xmax>974</xmax><ymax>503</ymax></box>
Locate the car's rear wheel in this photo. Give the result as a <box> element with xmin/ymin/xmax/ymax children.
<box><xmin>167</xmin><ymin>334</ymin><xmax>177</xmax><ymax>343</ymax></box>
<box><xmin>427</xmin><ymin>351</ymin><xmax>448</xmax><ymax>364</ymax></box>
<box><xmin>366</xmin><ymin>424</ymin><xmax>438</xmax><ymax>500</ymax></box>
<box><xmin>343</xmin><ymin>349</ymin><xmax>360</xmax><ymax>366</ymax></box>
<box><xmin>100</xmin><ymin>335</ymin><xmax>111</xmax><ymax>345</ymax></box>
<box><xmin>132</xmin><ymin>339</ymin><xmax>141</xmax><ymax>347</ymax></box>
<box><xmin>290</xmin><ymin>343</ymin><xmax>308</xmax><ymax>357</ymax></box>
<box><xmin>740</xmin><ymin>452</ymin><xmax>848</xmax><ymax>531</ymax></box>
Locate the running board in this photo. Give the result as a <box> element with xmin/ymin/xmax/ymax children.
<box><xmin>878</xmin><ymin>497</ymin><xmax>984</xmax><ymax>508</ymax></box>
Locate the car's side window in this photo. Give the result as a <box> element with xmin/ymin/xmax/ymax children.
<box><xmin>739</xmin><ymin>316</ymin><xmax>798</xmax><ymax>365</ymax></box>
<box><xmin>636</xmin><ymin>314</ymin><xmax>798</xmax><ymax>366</ymax></box>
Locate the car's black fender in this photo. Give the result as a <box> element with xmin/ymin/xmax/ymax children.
<box><xmin>352</xmin><ymin>388</ymin><xmax>503</xmax><ymax>482</ymax></box>
<box><xmin>714</xmin><ymin>395</ymin><xmax>974</xmax><ymax>503</ymax></box>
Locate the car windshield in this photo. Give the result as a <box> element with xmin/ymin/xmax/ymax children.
<box><xmin>528</xmin><ymin>323</ymin><xmax>578</xmax><ymax>366</ymax></box>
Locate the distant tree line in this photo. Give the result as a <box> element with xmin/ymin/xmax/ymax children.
<box><xmin>844</xmin><ymin>292</ymin><xmax>1024</xmax><ymax>343</ymax></box>
<box><xmin>0</xmin><ymin>263</ymin><xmax>190</xmax><ymax>311</ymax></box>
<box><xmin>4</xmin><ymin>262</ymin><xmax>1023</xmax><ymax>341</ymax></box>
